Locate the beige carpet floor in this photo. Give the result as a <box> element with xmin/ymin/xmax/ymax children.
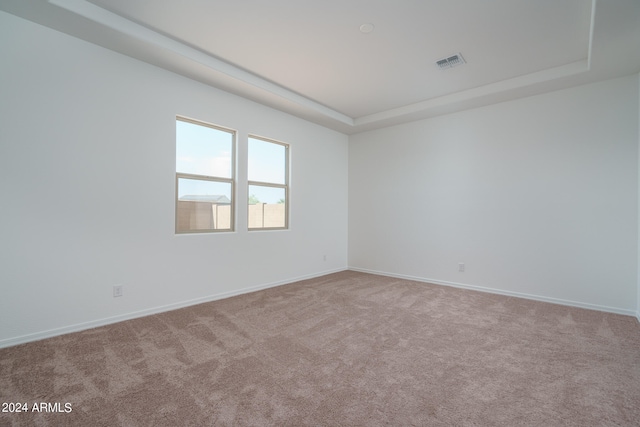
<box><xmin>1</xmin><ymin>271</ymin><xmax>640</xmax><ymax>426</ymax></box>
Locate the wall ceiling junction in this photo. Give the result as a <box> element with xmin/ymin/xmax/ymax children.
<box><xmin>1</xmin><ymin>0</ymin><xmax>639</xmax><ymax>134</ymax></box>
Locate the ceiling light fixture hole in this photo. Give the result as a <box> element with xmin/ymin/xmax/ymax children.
<box><xmin>359</xmin><ymin>23</ymin><xmax>374</xmax><ymax>34</ymax></box>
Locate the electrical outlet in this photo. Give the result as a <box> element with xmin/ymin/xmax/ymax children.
<box><xmin>458</xmin><ymin>263</ymin><xmax>465</xmax><ymax>272</ymax></box>
<box><xmin>323</xmin><ymin>254</ymin><xmax>327</xmax><ymax>262</ymax></box>
<box><xmin>113</xmin><ymin>285</ymin><xmax>123</xmax><ymax>298</ymax></box>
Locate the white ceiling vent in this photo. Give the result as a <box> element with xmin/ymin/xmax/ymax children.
<box><xmin>436</xmin><ymin>53</ymin><xmax>466</xmax><ymax>70</ymax></box>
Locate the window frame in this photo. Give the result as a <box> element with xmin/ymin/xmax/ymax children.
<box><xmin>247</xmin><ymin>134</ymin><xmax>289</xmax><ymax>231</ymax></box>
<box><xmin>175</xmin><ymin>116</ymin><xmax>236</xmax><ymax>234</ymax></box>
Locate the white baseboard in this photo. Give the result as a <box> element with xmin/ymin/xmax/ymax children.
<box><xmin>2</xmin><ymin>266</ymin><xmax>635</xmax><ymax>349</ymax></box>
<box><xmin>349</xmin><ymin>266</ymin><xmax>638</xmax><ymax>318</ymax></box>
<box><xmin>0</xmin><ymin>267</ymin><xmax>348</xmax><ymax>349</ymax></box>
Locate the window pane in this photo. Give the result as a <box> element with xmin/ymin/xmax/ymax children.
<box><xmin>177</xmin><ymin>178</ymin><xmax>232</xmax><ymax>232</ymax></box>
<box><xmin>176</xmin><ymin>120</ymin><xmax>233</xmax><ymax>178</ymax></box>
<box><xmin>248</xmin><ymin>185</ymin><xmax>286</xmax><ymax>229</ymax></box>
<box><xmin>248</xmin><ymin>137</ymin><xmax>286</xmax><ymax>184</ymax></box>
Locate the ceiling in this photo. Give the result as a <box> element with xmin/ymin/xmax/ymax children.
<box><xmin>2</xmin><ymin>0</ymin><xmax>640</xmax><ymax>134</ymax></box>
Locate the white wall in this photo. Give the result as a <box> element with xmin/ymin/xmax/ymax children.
<box><xmin>0</xmin><ymin>11</ymin><xmax>348</xmax><ymax>346</ymax></box>
<box><xmin>349</xmin><ymin>75</ymin><xmax>639</xmax><ymax>315</ymax></box>
<box><xmin>638</xmin><ymin>72</ymin><xmax>640</xmax><ymax>322</ymax></box>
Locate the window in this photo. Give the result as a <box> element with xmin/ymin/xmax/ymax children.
<box><xmin>175</xmin><ymin>117</ymin><xmax>235</xmax><ymax>233</ymax></box>
<box><xmin>247</xmin><ymin>135</ymin><xmax>289</xmax><ymax>230</ymax></box>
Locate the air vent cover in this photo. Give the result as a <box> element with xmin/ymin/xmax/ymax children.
<box><xmin>436</xmin><ymin>53</ymin><xmax>465</xmax><ymax>69</ymax></box>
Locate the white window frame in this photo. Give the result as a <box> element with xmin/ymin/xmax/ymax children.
<box><xmin>247</xmin><ymin>135</ymin><xmax>289</xmax><ymax>231</ymax></box>
<box><xmin>175</xmin><ymin>116</ymin><xmax>236</xmax><ymax>234</ymax></box>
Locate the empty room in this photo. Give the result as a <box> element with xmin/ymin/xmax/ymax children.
<box><xmin>1</xmin><ymin>0</ymin><xmax>639</xmax><ymax>425</ymax></box>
